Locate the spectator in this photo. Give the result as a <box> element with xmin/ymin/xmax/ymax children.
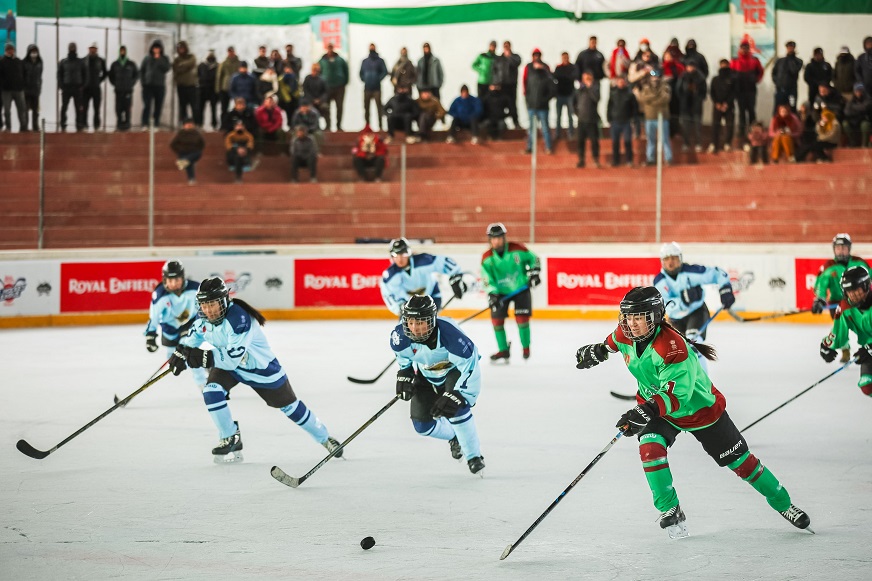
<box><xmin>414</xmin><ymin>89</ymin><xmax>445</xmax><ymax>143</ymax></box>
<box><xmin>289</xmin><ymin>124</ymin><xmax>318</xmax><ymax>183</ymax></box>
<box><xmin>140</xmin><ymin>39</ymin><xmax>170</xmax><ymax>129</ymax></box>
<box><xmin>254</xmin><ymin>95</ymin><xmax>284</xmax><ymax>142</ymax></box>
<box><xmin>256</xmin><ymin>64</ymin><xmax>278</xmax><ymax>102</ymax></box>
<box><xmin>108</xmin><ymin>46</ymin><xmax>137</xmax><ymax>131</ymax></box>
<box><xmin>197</xmin><ymin>49</ymin><xmax>219</xmax><ymax>130</ymax></box>
<box><xmin>229</xmin><ymin>61</ymin><xmax>257</xmax><ymax>108</ymax></box>
<box><xmin>768</xmin><ymin>104</ymin><xmax>801</xmax><ymax>163</ymax></box>
<box><xmin>22</xmin><ymin>44</ymin><xmax>42</xmax><ymax>131</ymax></box>
<box><xmin>0</xmin><ymin>42</ymin><xmax>26</xmax><ymax>132</ymax></box>
<box><xmin>661</xmin><ymin>51</ymin><xmax>685</xmax><ymax>138</ymax></box>
<box><xmin>634</xmin><ymin>69</ymin><xmax>673</xmax><ymax>166</ymax></box>
<box><xmin>302</xmin><ymin>62</ymin><xmax>328</xmax><ymax>121</ymax></box>
<box><xmin>608</xmin><ymin>39</ymin><xmax>631</xmax><ymax>81</ymax></box>
<box><xmin>170</xmin><ymin>117</ymin><xmax>205</xmax><ymax>185</ymax></box>
<box><xmin>844</xmin><ymin>83</ymin><xmax>872</xmax><ymax>147</ymax></box>
<box><xmin>253</xmin><ymin>45</ymin><xmax>269</xmax><ymax>72</ymax></box>
<box><xmin>82</xmin><ymin>42</ymin><xmax>106</xmax><ymax>130</ymax></box>
<box><xmin>633</xmin><ymin>38</ymin><xmax>660</xmax><ymax>67</ymax></box>
<box><xmin>277</xmin><ymin>64</ymin><xmax>300</xmax><ymax>128</ymax></box>
<box><xmin>607</xmin><ymin>75</ymin><xmax>637</xmax><ymax>167</ymax></box>
<box><xmin>216</xmin><ymin>46</ymin><xmax>239</xmax><ymax>119</ymax></box>
<box><xmin>173</xmin><ymin>40</ymin><xmax>198</xmax><ymax>126</ymax></box>
<box><xmin>416</xmin><ymin>42</ymin><xmax>444</xmax><ymax>100</ymax></box>
<box><xmin>833</xmin><ymin>46</ymin><xmax>856</xmax><ymax>102</ymax></box>
<box><xmin>472</xmin><ymin>41</ymin><xmax>497</xmax><ymax>98</ymax></box>
<box><xmin>290</xmin><ymin>99</ymin><xmax>323</xmax><ymax>146</ymax></box>
<box><xmin>282</xmin><ymin>44</ymin><xmax>302</xmax><ymax>77</ymax></box>
<box><xmin>683</xmin><ymin>39</ymin><xmax>709</xmax><ymax>78</ymax></box>
<box><xmin>747</xmin><ymin>121</ymin><xmax>767</xmax><ymax>166</ymax></box>
<box><xmin>794</xmin><ymin>102</ymin><xmax>819</xmax><ymax>162</ymax></box>
<box><xmin>492</xmin><ymin>41</ymin><xmax>521</xmax><ymax>128</ymax></box>
<box><xmin>384</xmin><ymin>85</ymin><xmax>417</xmax><ymax>144</ymax></box>
<box><xmin>269</xmin><ymin>49</ymin><xmax>283</xmax><ymax>75</ymax></box>
<box><xmin>481</xmin><ymin>83</ymin><xmax>510</xmax><ymax>140</ymax></box>
<box><xmin>360</xmin><ymin>43</ymin><xmax>388</xmax><ymax>130</ymax></box>
<box><xmin>804</xmin><ymin>48</ymin><xmax>832</xmax><ymax>106</ymax></box>
<box><xmin>225</xmin><ymin>119</ymin><xmax>254</xmax><ymax>183</ymax></box>
<box><xmin>813</xmin><ymin>83</ymin><xmax>845</xmax><ymax>121</ymax></box>
<box><xmin>814</xmin><ymin>105</ymin><xmax>841</xmax><ymax>162</ymax></box>
<box><xmin>855</xmin><ymin>37</ymin><xmax>872</xmax><ymax>97</ymax></box>
<box><xmin>628</xmin><ymin>50</ymin><xmax>656</xmax><ymax>138</ymax></box>
<box><xmin>318</xmin><ymin>43</ymin><xmax>348</xmax><ymax>131</ymax></box>
<box><xmin>446</xmin><ymin>84</ymin><xmax>482</xmax><ymax>144</ymax></box>
<box><xmin>663</xmin><ymin>38</ymin><xmax>684</xmax><ymax>64</ymax></box>
<box><xmin>57</xmin><ymin>42</ymin><xmax>86</xmax><ymax>132</ymax></box>
<box><xmin>708</xmin><ymin>59</ymin><xmax>736</xmax><ymax>153</ymax></box>
<box><xmin>390</xmin><ymin>47</ymin><xmax>416</xmax><ymax>94</ymax></box>
<box><xmin>352</xmin><ymin>124</ymin><xmax>387</xmax><ymax>182</ymax></box>
<box><xmin>523</xmin><ymin>49</ymin><xmax>555</xmax><ymax>154</ymax></box>
<box><xmin>730</xmin><ymin>41</ymin><xmax>764</xmax><ymax>151</ymax></box>
<box><xmin>220</xmin><ymin>96</ymin><xmax>256</xmax><ymax>134</ymax></box>
<box><xmin>575</xmin><ymin>36</ymin><xmax>606</xmax><ymax>83</ymax></box>
<box><xmin>772</xmin><ymin>40</ymin><xmax>803</xmax><ymax>111</ymax></box>
<box><xmin>553</xmin><ymin>52</ymin><xmax>578</xmax><ymax>140</ymax></box>
<box><xmin>575</xmin><ymin>70</ymin><xmax>601</xmax><ymax>168</ymax></box>
<box><xmin>675</xmin><ymin>61</ymin><xmax>707</xmax><ymax>152</ymax></box>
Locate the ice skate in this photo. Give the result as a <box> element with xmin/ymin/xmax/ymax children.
<box><xmin>780</xmin><ymin>504</ymin><xmax>813</xmax><ymax>533</ymax></box>
<box><xmin>448</xmin><ymin>436</ymin><xmax>463</xmax><ymax>460</ymax></box>
<box><xmin>522</xmin><ymin>347</ymin><xmax>530</xmax><ymax>360</ymax></box>
<box><xmin>212</xmin><ymin>422</ymin><xmax>243</xmax><ymax>464</ymax></box>
<box><xmin>323</xmin><ymin>436</ymin><xmax>344</xmax><ymax>459</ymax></box>
<box><xmin>467</xmin><ymin>455</ymin><xmax>485</xmax><ymax>477</ymax></box>
<box><xmin>490</xmin><ymin>343</ymin><xmax>511</xmax><ymax>364</ymax></box>
<box><xmin>659</xmin><ymin>505</ymin><xmax>688</xmax><ymax>539</ymax></box>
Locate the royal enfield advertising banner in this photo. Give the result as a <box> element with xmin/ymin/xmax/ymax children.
<box><xmin>794</xmin><ymin>257</ymin><xmax>829</xmax><ymax>310</ymax></box>
<box><xmin>294</xmin><ymin>258</ymin><xmax>386</xmax><ymax>307</ymax></box>
<box><xmin>0</xmin><ymin>261</ymin><xmax>59</xmax><ymax>316</ymax></box>
<box><xmin>60</xmin><ymin>261</ymin><xmax>165</xmax><ymax>313</ymax></box>
<box><xmin>548</xmin><ymin>257</ymin><xmax>661</xmax><ymax>305</ymax></box>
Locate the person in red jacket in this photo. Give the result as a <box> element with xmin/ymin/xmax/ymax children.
<box><xmin>254</xmin><ymin>94</ymin><xmax>284</xmax><ymax>143</ymax></box>
<box><xmin>768</xmin><ymin>104</ymin><xmax>802</xmax><ymax>163</ymax></box>
<box><xmin>730</xmin><ymin>41</ymin><xmax>764</xmax><ymax>150</ymax></box>
<box><xmin>608</xmin><ymin>39</ymin><xmax>631</xmax><ymax>81</ymax></box>
<box><xmin>352</xmin><ymin>124</ymin><xmax>388</xmax><ymax>182</ymax></box>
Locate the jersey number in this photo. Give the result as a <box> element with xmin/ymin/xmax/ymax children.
<box><xmin>227</xmin><ymin>346</ymin><xmax>246</xmax><ymax>359</ymax></box>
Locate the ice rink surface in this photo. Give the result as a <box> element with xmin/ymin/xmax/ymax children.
<box><xmin>2</xmin><ymin>318</ymin><xmax>871</xmax><ymax>580</ymax></box>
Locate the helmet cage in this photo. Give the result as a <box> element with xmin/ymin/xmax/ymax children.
<box><xmin>401</xmin><ymin>295</ymin><xmax>438</xmax><ymax>342</ymax></box>
<box><xmin>196</xmin><ymin>278</ymin><xmax>231</xmax><ymax>324</ymax></box>
<box><xmin>841</xmin><ymin>267</ymin><xmax>870</xmax><ymax>307</ymax></box>
<box><xmin>618</xmin><ymin>288</ymin><xmax>665</xmax><ymax>343</ymax></box>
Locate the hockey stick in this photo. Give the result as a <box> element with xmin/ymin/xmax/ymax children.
<box><xmin>114</xmin><ymin>359</ymin><xmax>171</xmax><ymax>407</ymax></box>
<box><xmin>16</xmin><ymin>369</ymin><xmax>173</xmax><ymax>460</ymax></box>
<box><xmin>740</xmin><ymin>357</ymin><xmax>857</xmax><ymax>433</ymax></box>
<box><xmin>695</xmin><ymin>306</ymin><xmax>725</xmax><ymax>335</ymax></box>
<box><xmin>609</xmin><ymin>391</ymin><xmax>637</xmax><ymax>401</ymax></box>
<box><xmin>500</xmin><ymin>430</ymin><xmax>624</xmax><ymax>560</ymax></box>
<box><xmin>731</xmin><ymin>304</ymin><xmax>837</xmax><ymax>323</ymax></box>
<box><xmin>271</xmin><ymin>394</ymin><xmax>402</xmax><ymax>488</ymax></box>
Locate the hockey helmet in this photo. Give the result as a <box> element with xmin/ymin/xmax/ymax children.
<box><xmin>618</xmin><ymin>286</ymin><xmax>665</xmax><ymax>342</ymax></box>
<box><xmin>840</xmin><ymin>266</ymin><xmax>870</xmax><ymax>307</ymax></box>
<box><xmin>197</xmin><ymin>277</ymin><xmax>231</xmax><ymax>324</ymax></box>
<box><xmin>832</xmin><ymin>233</ymin><xmax>852</xmax><ymax>264</ymax></box>
<box><xmin>389</xmin><ymin>237</ymin><xmax>411</xmax><ymax>257</ymax></box>
<box><xmin>162</xmin><ymin>260</ymin><xmax>185</xmax><ymax>281</ymax></box>
<box><xmin>486</xmin><ymin>223</ymin><xmax>507</xmax><ymax>238</ymax></box>
<box><xmin>659</xmin><ymin>241</ymin><xmax>683</xmax><ymax>261</ymax></box>
<box><xmin>402</xmin><ymin>295</ymin><xmax>438</xmax><ymax>342</ymax></box>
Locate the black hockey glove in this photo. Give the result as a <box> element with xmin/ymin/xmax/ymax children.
<box><xmin>185</xmin><ymin>347</ymin><xmax>214</xmax><ymax>369</ymax></box>
<box><xmin>576</xmin><ymin>343</ymin><xmax>610</xmax><ymax>369</ymax></box>
<box><xmin>449</xmin><ymin>274</ymin><xmax>467</xmax><ymax>299</ymax></box>
<box><xmin>681</xmin><ymin>285</ymin><xmax>703</xmax><ymax>305</ymax></box>
<box><xmin>527</xmin><ymin>267</ymin><xmax>542</xmax><ymax>288</ymax></box>
<box><xmin>819</xmin><ymin>342</ymin><xmax>837</xmax><ymax>363</ymax></box>
<box><xmin>396</xmin><ymin>367</ymin><xmax>415</xmax><ymax>401</ymax></box>
<box><xmin>170</xmin><ymin>347</ymin><xmax>189</xmax><ymax>376</ymax></box>
<box><xmin>430</xmin><ymin>390</ymin><xmax>467</xmax><ymax>418</ymax></box>
<box><xmin>616</xmin><ymin>400</ymin><xmax>660</xmax><ymax>437</ymax></box>
<box><xmin>811</xmin><ymin>297</ymin><xmax>826</xmax><ymax>315</ymax></box>
<box><xmin>719</xmin><ymin>285</ymin><xmax>735</xmax><ymax>309</ymax></box>
<box><xmin>145</xmin><ymin>332</ymin><xmax>159</xmax><ymax>353</ymax></box>
<box><xmin>488</xmin><ymin>294</ymin><xmax>502</xmax><ymax>308</ymax></box>
<box><xmin>854</xmin><ymin>344</ymin><xmax>872</xmax><ymax>365</ymax></box>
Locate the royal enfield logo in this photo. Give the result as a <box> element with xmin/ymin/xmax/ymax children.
<box><xmin>211</xmin><ymin>272</ymin><xmax>252</xmax><ymax>295</ymax></box>
<box><xmin>1</xmin><ymin>276</ymin><xmax>27</xmax><ymax>305</ymax></box>
<box><xmin>265</xmin><ymin>277</ymin><xmax>283</xmax><ymax>290</ymax></box>
<box><xmin>303</xmin><ymin>273</ymin><xmax>380</xmax><ymax>291</ymax></box>
<box><xmin>556</xmin><ymin>272</ymin><xmax>655</xmax><ymax>290</ymax></box>
<box><xmin>37</xmin><ymin>282</ymin><xmax>52</xmax><ymax>296</ymax></box>
<box><xmin>67</xmin><ymin>277</ymin><xmax>159</xmax><ymax>295</ymax></box>
<box><xmin>768</xmin><ymin>277</ymin><xmax>786</xmax><ymax>289</ymax></box>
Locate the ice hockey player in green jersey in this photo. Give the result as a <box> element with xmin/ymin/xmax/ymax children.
<box><xmin>820</xmin><ymin>266</ymin><xmax>872</xmax><ymax>397</ymax></box>
<box><xmin>575</xmin><ymin>286</ymin><xmax>812</xmax><ymax>538</ymax></box>
<box><xmin>480</xmin><ymin>222</ymin><xmax>541</xmax><ymax>362</ymax></box>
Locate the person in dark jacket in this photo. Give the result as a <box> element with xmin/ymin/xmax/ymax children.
<box><xmin>22</xmin><ymin>44</ymin><xmax>43</xmax><ymax>131</ymax></box>
<box><xmin>0</xmin><ymin>42</ymin><xmax>26</xmax><ymax>131</ymax></box>
<box><xmin>844</xmin><ymin>83</ymin><xmax>872</xmax><ymax>147</ymax></box>
<box><xmin>384</xmin><ymin>85</ymin><xmax>418</xmax><ymax>142</ymax></box>
<box><xmin>170</xmin><ymin>118</ymin><xmax>205</xmax><ymax>184</ymax></box>
<box><xmin>575</xmin><ymin>70</ymin><xmax>601</xmax><ymax>168</ymax></box>
<box><xmin>390</xmin><ymin>47</ymin><xmax>416</xmax><ymax>94</ymax></box>
<box><xmin>682</xmin><ymin>39</ymin><xmax>708</xmax><ymax>78</ymax></box>
<box><xmin>360</xmin><ymin>43</ymin><xmax>388</xmax><ymax>130</ymax></box>
<box><xmin>553</xmin><ymin>52</ymin><xmax>578</xmax><ymax>140</ymax></box>
<box><xmin>813</xmin><ymin>83</ymin><xmax>845</xmax><ymax>122</ymax></box>
<box><xmin>173</xmin><ymin>40</ymin><xmax>199</xmax><ymax>126</ymax></box>
<box><xmin>58</xmin><ymin>42</ymin><xmax>87</xmax><ymax>132</ymax></box>
<box><xmin>676</xmin><ymin>62</ymin><xmax>707</xmax><ymax>152</ymax></box>
<box><xmin>220</xmin><ymin>96</ymin><xmax>257</xmax><ymax>134</ymax></box>
<box><xmin>833</xmin><ymin>46</ymin><xmax>856</xmax><ymax>102</ymax></box>
<box><xmin>229</xmin><ymin>61</ymin><xmax>257</xmax><ymax>108</ymax></box>
<box><xmin>446</xmin><ymin>84</ymin><xmax>482</xmax><ymax>144</ymax></box>
<box><xmin>607</xmin><ymin>75</ymin><xmax>637</xmax><ymax>167</ymax></box>
<box><xmin>416</xmin><ymin>42</ymin><xmax>444</xmax><ymax>99</ymax></box>
<box><xmin>108</xmin><ymin>46</ymin><xmax>138</xmax><ymax>131</ymax></box>
<box><xmin>803</xmin><ymin>48</ymin><xmax>832</xmax><ymax>106</ymax></box>
<box><xmin>225</xmin><ymin>119</ymin><xmax>254</xmax><ymax>182</ymax></box>
<box><xmin>82</xmin><ymin>43</ymin><xmax>106</xmax><ymax>130</ymax></box>
<box><xmin>855</xmin><ymin>37</ymin><xmax>872</xmax><ymax>98</ymax></box>
<box><xmin>318</xmin><ymin>43</ymin><xmax>349</xmax><ymax>131</ymax></box>
<box><xmin>282</xmin><ymin>44</ymin><xmax>302</xmax><ymax>77</ymax></box>
<box><xmin>198</xmin><ymin>49</ymin><xmax>219</xmax><ymax>129</ymax></box>
<box><xmin>302</xmin><ymin>62</ymin><xmax>328</xmax><ymax>122</ymax></box>
<box><xmin>523</xmin><ymin>49</ymin><xmax>555</xmax><ymax>154</ymax></box>
<box><xmin>708</xmin><ymin>59</ymin><xmax>736</xmax><ymax>153</ymax></box>
<box><xmin>771</xmin><ymin>40</ymin><xmax>803</xmax><ymax>112</ymax></box>
<box><xmin>290</xmin><ymin>99</ymin><xmax>323</xmax><ymax>144</ymax></box>
<box><xmin>481</xmin><ymin>83</ymin><xmax>510</xmax><ymax>140</ymax></box>
<box><xmin>140</xmin><ymin>39</ymin><xmax>170</xmax><ymax>129</ymax></box>
<box><xmin>493</xmin><ymin>41</ymin><xmax>522</xmax><ymax>128</ymax></box>
<box><xmin>289</xmin><ymin>124</ymin><xmax>318</xmax><ymax>183</ymax></box>
<box><xmin>575</xmin><ymin>36</ymin><xmax>606</xmax><ymax>82</ymax></box>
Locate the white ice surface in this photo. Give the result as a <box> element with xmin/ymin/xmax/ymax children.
<box><xmin>2</xmin><ymin>319</ymin><xmax>871</xmax><ymax>580</ymax></box>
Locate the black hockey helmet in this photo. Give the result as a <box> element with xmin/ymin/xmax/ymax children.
<box><xmin>487</xmin><ymin>223</ymin><xmax>507</xmax><ymax>238</ymax></box>
<box><xmin>840</xmin><ymin>266</ymin><xmax>870</xmax><ymax>306</ymax></box>
<box><xmin>402</xmin><ymin>295</ymin><xmax>437</xmax><ymax>342</ymax></box>
<box><xmin>619</xmin><ymin>286</ymin><xmax>665</xmax><ymax>342</ymax></box>
<box><xmin>389</xmin><ymin>237</ymin><xmax>411</xmax><ymax>257</ymax></box>
<box><xmin>162</xmin><ymin>260</ymin><xmax>185</xmax><ymax>282</ymax></box>
<box><xmin>832</xmin><ymin>233</ymin><xmax>852</xmax><ymax>264</ymax></box>
<box><xmin>197</xmin><ymin>276</ymin><xmax>231</xmax><ymax>324</ymax></box>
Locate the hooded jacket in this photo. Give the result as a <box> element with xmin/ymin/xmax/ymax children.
<box><xmin>140</xmin><ymin>40</ymin><xmax>170</xmax><ymax>87</ymax></box>
<box><xmin>318</xmin><ymin>52</ymin><xmax>349</xmax><ymax>88</ymax></box>
<box><xmin>84</xmin><ymin>51</ymin><xmax>106</xmax><ymax>89</ymax></box>
<box><xmin>524</xmin><ymin>62</ymin><xmax>556</xmax><ymax>110</ymax></box>
<box><xmin>216</xmin><ymin>53</ymin><xmax>240</xmax><ymax>93</ymax></box>
<box><xmin>384</xmin><ymin>91</ymin><xmax>418</xmax><ymax>117</ymax></box>
<box><xmin>390</xmin><ymin>56</ymin><xmax>416</xmax><ymax>92</ymax></box>
<box><xmin>109</xmin><ymin>49</ymin><xmax>138</xmax><ymax>92</ymax></box>
<box><xmin>855</xmin><ymin>38</ymin><xmax>872</xmax><ymax>93</ymax></box>
<box><xmin>173</xmin><ymin>41</ymin><xmax>198</xmax><ymax>87</ymax></box>
<box><xmin>676</xmin><ymin>68</ymin><xmax>707</xmax><ymax>115</ymax></box>
<box><xmin>803</xmin><ymin>58</ymin><xmax>833</xmax><ymax>94</ymax></box>
<box><xmin>58</xmin><ymin>48</ymin><xmax>87</xmax><ymax>87</ymax></box>
<box><xmin>833</xmin><ymin>53</ymin><xmax>856</xmax><ymax>94</ymax></box>
<box><xmin>23</xmin><ymin>45</ymin><xmax>43</xmax><ymax>96</ymax></box>
<box><xmin>352</xmin><ymin>126</ymin><xmax>388</xmax><ymax>160</ymax></box>
<box><xmin>360</xmin><ymin>51</ymin><xmax>388</xmax><ymax>91</ymax></box>
<box><xmin>198</xmin><ymin>55</ymin><xmax>218</xmax><ymax>95</ymax></box>
<box><xmin>710</xmin><ymin>66</ymin><xmax>736</xmax><ymax>107</ymax></box>
<box><xmin>683</xmin><ymin>44</ymin><xmax>709</xmax><ymax>78</ymax></box>
<box><xmin>416</xmin><ymin>53</ymin><xmax>444</xmax><ymax>92</ymax></box>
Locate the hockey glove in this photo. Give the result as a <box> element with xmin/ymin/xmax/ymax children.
<box><xmin>616</xmin><ymin>400</ymin><xmax>660</xmax><ymax>437</ymax></box>
<box><xmin>396</xmin><ymin>367</ymin><xmax>415</xmax><ymax>401</ymax></box>
<box><xmin>819</xmin><ymin>342</ymin><xmax>838</xmax><ymax>363</ymax></box>
<box><xmin>145</xmin><ymin>332</ymin><xmax>159</xmax><ymax>353</ymax></box>
<box><xmin>488</xmin><ymin>294</ymin><xmax>502</xmax><ymax>308</ymax></box>
<box><xmin>170</xmin><ymin>347</ymin><xmax>189</xmax><ymax>376</ymax></box>
<box><xmin>576</xmin><ymin>343</ymin><xmax>610</xmax><ymax>369</ymax></box>
<box><xmin>449</xmin><ymin>274</ymin><xmax>467</xmax><ymax>299</ymax></box>
<box><xmin>811</xmin><ymin>297</ymin><xmax>827</xmax><ymax>315</ymax></box>
<box><xmin>430</xmin><ymin>390</ymin><xmax>467</xmax><ymax>418</ymax></box>
<box><xmin>527</xmin><ymin>267</ymin><xmax>542</xmax><ymax>288</ymax></box>
<box><xmin>680</xmin><ymin>285</ymin><xmax>703</xmax><ymax>305</ymax></box>
<box><xmin>719</xmin><ymin>285</ymin><xmax>736</xmax><ymax>309</ymax></box>
<box><xmin>854</xmin><ymin>344</ymin><xmax>872</xmax><ymax>365</ymax></box>
<box><xmin>185</xmin><ymin>347</ymin><xmax>214</xmax><ymax>369</ymax></box>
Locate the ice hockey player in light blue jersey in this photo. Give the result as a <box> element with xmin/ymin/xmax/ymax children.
<box><xmin>144</xmin><ymin>260</ymin><xmax>206</xmax><ymax>389</ymax></box>
<box><xmin>171</xmin><ymin>276</ymin><xmax>343</xmax><ymax>463</ymax></box>
<box><xmin>390</xmin><ymin>295</ymin><xmax>485</xmax><ymax>476</ymax></box>
<box><xmin>379</xmin><ymin>237</ymin><xmax>467</xmax><ymax>316</ymax></box>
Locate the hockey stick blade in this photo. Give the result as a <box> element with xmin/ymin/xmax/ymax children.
<box><xmin>270</xmin><ymin>465</ymin><xmax>302</xmax><ymax>488</ymax></box>
<box><xmin>113</xmin><ymin>394</ymin><xmax>129</xmax><ymax>408</ymax></box>
<box><xmin>16</xmin><ymin>439</ymin><xmax>50</xmax><ymax>460</ymax></box>
<box><xmin>609</xmin><ymin>391</ymin><xmax>636</xmax><ymax>401</ymax></box>
<box><xmin>500</xmin><ymin>544</ymin><xmax>515</xmax><ymax>561</ymax></box>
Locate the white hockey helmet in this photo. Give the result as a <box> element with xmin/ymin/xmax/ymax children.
<box><xmin>659</xmin><ymin>241</ymin><xmax>683</xmax><ymax>261</ymax></box>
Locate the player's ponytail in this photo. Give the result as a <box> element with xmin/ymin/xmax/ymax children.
<box><xmin>232</xmin><ymin>298</ymin><xmax>267</xmax><ymax>326</ymax></box>
<box><xmin>661</xmin><ymin>320</ymin><xmax>718</xmax><ymax>361</ymax></box>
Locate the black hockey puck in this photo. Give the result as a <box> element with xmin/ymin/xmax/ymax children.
<box><xmin>360</xmin><ymin>536</ymin><xmax>376</xmax><ymax>550</ymax></box>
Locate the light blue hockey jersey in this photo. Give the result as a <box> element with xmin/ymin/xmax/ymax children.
<box><xmin>181</xmin><ymin>302</ymin><xmax>287</xmax><ymax>389</ymax></box>
<box><xmin>390</xmin><ymin>318</ymin><xmax>482</xmax><ymax>405</ymax></box>
<box><xmin>653</xmin><ymin>264</ymin><xmax>731</xmax><ymax>320</ymax></box>
<box><xmin>144</xmin><ymin>280</ymin><xmax>200</xmax><ymax>341</ymax></box>
<box><xmin>379</xmin><ymin>253</ymin><xmax>462</xmax><ymax>315</ymax></box>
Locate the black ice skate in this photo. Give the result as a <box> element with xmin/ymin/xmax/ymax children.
<box><xmin>323</xmin><ymin>436</ymin><xmax>344</xmax><ymax>459</ymax></box>
<box><xmin>212</xmin><ymin>421</ymin><xmax>243</xmax><ymax>464</ymax></box>
<box><xmin>659</xmin><ymin>505</ymin><xmax>688</xmax><ymax>539</ymax></box>
<box><xmin>468</xmin><ymin>455</ymin><xmax>485</xmax><ymax>476</ymax></box>
<box><xmin>490</xmin><ymin>343</ymin><xmax>511</xmax><ymax>364</ymax></box>
<box><xmin>780</xmin><ymin>504</ymin><xmax>814</xmax><ymax>533</ymax></box>
<box><xmin>448</xmin><ymin>436</ymin><xmax>463</xmax><ymax>460</ymax></box>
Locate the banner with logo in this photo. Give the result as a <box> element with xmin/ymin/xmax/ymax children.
<box><xmin>547</xmin><ymin>257</ymin><xmax>661</xmax><ymax>305</ymax></box>
<box><xmin>310</xmin><ymin>12</ymin><xmax>349</xmax><ymax>63</ymax></box>
<box><xmin>60</xmin><ymin>261</ymin><xmax>164</xmax><ymax>313</ymax></box>
<box><xmin>294</xmin><ymin>258</ymin><xmax>386</xmax><ymax>307</ymax></box>
<box><xmin>0</xmin><ymin>260</ymin><xmax>59</xmax><ymax>316</ymax></box>
<box><xmin>794</xmin><ymin>257</ymin><xmax>827</xmax><ymax>310</ymax></box>
<box><xmin>181</xmin><ymin>256</ymin><xmax>295</xmax><ymax>309</ymax></box>
<box><xmin>729</xmin><ymin>0</ymin><xmax>775</xmax><ymax>67</ymax></box>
